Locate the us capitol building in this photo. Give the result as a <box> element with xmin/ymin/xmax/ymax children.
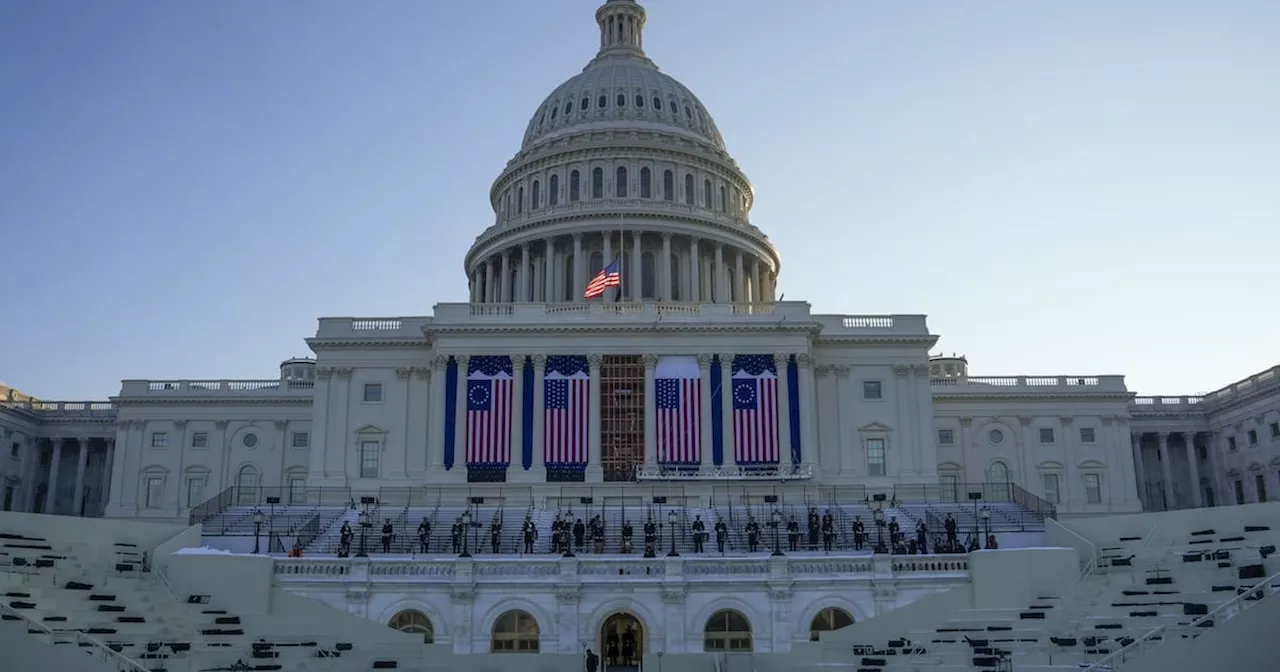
<box><xmin>2</xmin><ymin>0</ymin><xmax>1278</xmax><ymax>656</ymax></box>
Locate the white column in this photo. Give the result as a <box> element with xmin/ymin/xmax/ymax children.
<box><xmin>719</xmin><ymin>353</ymin><xmax>735</xmax><ymax>467</ymax></box>
<box><xmin>643</xmin><ymin>354</ymin><xmax>657</xmax><ymax>466</ymax></box>
<box><xmin>773</xmin><ymin>355</ymin><xmax>792</xmax><ymax>466</ymax></box>
<box><xmin>1131</xmin><ymin>432</ymin><xmax>1147</xmax><ymax>508</ymax></box>
<box><xmin>484</xmin><ymin>262</ymin><xmax>495</xmax><ymax>303</ymax></box>
<box><xmin>751</xmin><ymin>260</ymin><xmax>761</xmax><ymax>303</ymax></box>
<box><xmin>45</xmin><ymin>438</ymin><xmax>62</xmax><ymax>514</ymax></box>
<box><xmin>73</xmin><ymin>438</ymin><xmax>90</xmax><ymax>517</ymax></box>
<box><xmin>500</xmin><ymin>250</ymin><xmax>512</xmax><ymax>302</ymax></box>
<box><xmin>454</xmin><ymin>355</ymin><xmax>471</xmax><ymax>475</ymax></box>
<box><xmin>573</xmin><ymin>233</ymin><xmax>584</xmax><ymax>302</ymax></box>
<box><xmin>661</xmin><ymin>233</ymin><xmax>672</xmax><ymax>300</ymax></box>
<box><xmin>697</xmin><ymin>354</ymin><xmax>713</xmax><ymax>471</ymax></box>
<box><xmin>796</xmin><ymin>355</ymin><xmax>816</xmax><ymax>469</ymax></box>
<box><xmin>1185</xmin><ymin>431</ymin><xmax>1203</xmax><ymax>508</ymax></box>
<box><xmin>102</xmin><ymin>438</ymin><xmax>116</xmax><ymax>511</ymax></box>
<box><xmin>428</xmin><ymin>356</ymin><xmax>447</xmax><ymax>472</ymax></box>
<box><xmin>531</xmin><ymin>355</ymin><xmax>547</xmax><ymax>480</ymax></box>
<box><xmin>519</xmin><ymin>244</ymin><xmax>530</xmax><ymax>302</ymax></box>
<box><xmin>511</xmin><ymin>355</ymin><xmax>525</xmax><ymax>475</ymax></box>
<box><xmin>1157</xmin><ymin>432</ymin><xmax>1175</xmax><ymax>510</ymax></box>
<box><xmin>714</xmin><ymin>244</ymin><xmax>725</xmax><ymax>302</ymax></box>
<box><xmin>734</xmin><ymin>251</ymin><xmax>745</xmax><ymax>303</ymax></box>
<box><xmin>544</xmin><ymin>238</ymin><xmax>556</xmax><ymax>302</ymax></box>
<box><xmin>602</xmin><ymin>233</ymin><xmax>614</xmax><ymax>301</ymax></box>
<box><xmin>631</xmin><ymin>231</ymin><xmax>642</xmax><ymax>301</ymax></box>
<box><xmin>689</xmin><ymin>238</ymin><xmax>701</xmax><ymax>302</ymax></box>
<box><xmin>532</xmin><ymin>256</ymin><xmax>543</xmax><ymax>302</ymax></box>
<box><xmin>586</xmin><ymin>354</ymin><xmax>603</xmax><ymax>481</ymax></box>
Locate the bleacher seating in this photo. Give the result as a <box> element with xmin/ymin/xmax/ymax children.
<box><xmin>836</xmin><ymin>509</ymin><xmax>1280</xmax><ymax>672</ymax></box>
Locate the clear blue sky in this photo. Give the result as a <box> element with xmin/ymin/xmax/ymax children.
<box><xmin>2</xmin><ymin>0</ymin><xmax>1277</xmax><ymax>401</ymax></box>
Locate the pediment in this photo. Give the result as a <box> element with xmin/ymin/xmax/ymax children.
<box><xmin>354</xmin><ymin>424</ymin><xmax>387</xmax><ymax>436</ymax></box>
<box><xmin>858</xmin><ymin>422</ymin><xmax>892</xmax><ymax>434</ymax></box>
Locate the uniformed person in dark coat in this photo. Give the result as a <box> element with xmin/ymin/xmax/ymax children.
<box><xmin>787</xmin><ymin>516</ymin><xmax>800</xmax><ymax>552</ymax></box>
<box><xmin>714</xmin><ymin>518</ymin><xmax>729</xmax><ymax>553</ymax></box>
<box><xmin>807</xmin><ymin>508</ymin><xmax>820</xmax><ymax>550</ymax></box>
<box><xmin>573</xmin><ymin>518</ymin><xmax>587</xmax><ymax>551</ymax></box>
<box><xmin>643</xmin><ymin>518</ymin><xmax>657</xmax><ymax>558</ymax></box>
<box><xmin>417</xmin><ymin>519</ymin><xmax>431</xmax><ymax>554</ymax></box>
<box><xmin>621</xmin><ymin>520</ymin><xmax>634</xmax><ymax>554</ymax></box>
<box><xmin>745</xmin><ymin>516</ymin><xmax>761</xmax><ymax>552</ymax></box>
<box><xmin>821</xmin><ymin>510</ymin><xmax>835</xmax><ymax>551</ymax></box>
<box><xmin>490</xmin><ymin>515</ymin><xmax>503</xmax><ymax>554</ymax></box>
<box><xmin>380</xmin><ymin>519</ymin><xmax>394</xmax><ymax>553</ymax></box>
<box><xmin>852</xmin><ymin>516</ymin><xmax>866</xmax><ymax>551</ymax></box>
<box><xmin>691</xmin><ymin>515</ymin><xmax>706</xmax><ymax>553</ymax></box>
<box><xmin>522</xmin><ymin>515</ymin><xmax>537</xmax><ymax>553</ymax></box>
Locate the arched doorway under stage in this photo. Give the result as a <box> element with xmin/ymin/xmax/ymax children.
<box><xmin>599</xmin><ymin>612</ymin><xmax>644</xmax><ymax>669</ymax></box>
<box><xmin>808</xmin><ymin>607</ymin><xmax>855</xmax><ymax>641</ymax></box>
<box><xmin>388</xmin><ymin>609</ymin><xmax>435</xmax><ymax>643</ymax></box>
<box><xmin>703</xmin><ymin>609</ymin><xmax>752</xmax><ymax>652</ymax></box>
<box><xmin>491</xmin><ymin>609</ymin><xmax>540</xmax><ymax>653</ymax></box>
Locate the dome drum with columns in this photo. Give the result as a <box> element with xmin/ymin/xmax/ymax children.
<box><xmin>466</xmin><ymin>0</ymin><xmax>777</xmax><ymax>304</ymax></box>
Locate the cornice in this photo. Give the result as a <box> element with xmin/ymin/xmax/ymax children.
<box><xmin>932</xmin><ymin>392</ymin><xmax>1135</xmax><ymax>403</ymax></box>
<box><xmin>306</xmin><ymin>339</ymin><xmax>432</xmax><ymax>352</ymax></box>
<box><xmin>113</xmin><ymin>398</ymin><xmax>314</xmax><ymax>407</ymax></box>
<box><xmin>421</xmin><ymin>323</ymin><xmax>820</xmax><ymax>337</ymax></box>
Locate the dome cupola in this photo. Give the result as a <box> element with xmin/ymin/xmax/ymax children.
<box><xmin>463</xmin><ymin>0</ymin><xmax>780</xmax><ymax>306</ymax></box>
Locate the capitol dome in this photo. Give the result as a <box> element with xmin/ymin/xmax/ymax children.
<box><xmin>464</xmin><ymin>0</ymin><xmax>779</xmax><ymax>306</ymax></box>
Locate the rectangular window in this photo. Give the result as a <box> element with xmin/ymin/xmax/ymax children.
<box><xmin>150</xmin><ymin>432</ymin><xmax>168</xmax><ymax>448</ymax></box>
<box><xmin>1042</xmin><ymin>473</ymin><xmax>1061</xmax><ymax>504</ymax></box>
<box><xmin>10</xmin><ymin>442</ymin><xmax>18</xmax><ymax>458</ymax></box>
<box><xmin>289</xmin><ymin>478</ymin><xmax>307</xmax><ymax>504</ymax></box>
<box><xmin>191</xmin><ymin>432</ymin><xmax>208</xmax><ymax>448</ymax></box>
<box><xmin>1228</xmin><ymin>437</ymin><xmax>1237</xmax><ymax>451</ymax></box>
<box><xmin>1079</xmin><ymin>427</ymin><xmax>1095</xmax><ymax>443</ymax></box>
<box><xmin>866</xmin><ymin>438</ymin><xmax>886</xmax><ymax>477</ymax></box>
<box><xmin>1234</xmin><ymin>479</ymin><xmax>1245</xmax><ymax>504</ymax></box>
<box><xmin>1247</xmin><ymin>429</ymin><xmax>1258</xmax><ymax>445</ymax></box>
<box><xmin>145</xmin><ymin>477</ymin><xmax>164</xmax><ymax>508</ymax></box>
<box><xmin>1197</xmin><ymin>444</ymin><xmax>1207</xmax><ymax>461</ymax></box>
<box><xmin>291</xmin><ymin>432</ymin><xmax>309</xmax><ymax>448</ymax></box>
<box><xmin>862</xmin><ymin>380</ymin><xmax>882</xmax><ymax>400</ymax></box>
<box><xmin>937</xmin><ymin>429</ymin><xmax>954</xmax><ymax>445</ymax></box>
<box><xmin>1039</xmin><ymin>428</ymin><xmax>1055</xmax><ymax>444</ymax></box>
<box><xmin>363</xmin><ymin>383</ymin><xmax>383</xmax><ymax>403</ymax></box>
<box><xmin>1271</xmin><ymin>422</ymin><xmax>1280</xmax><ymax>438</ymax></box>
<box><xmin>1256</xmin><ymin>474</ymin><xmax>1268</xmax><ymax>503</ymax></box>
<box><xmin>940</xmin><ymin>474</ymin><xmax>958</xmax><ymax>501</ymax></box>
<box><xmin>360</xmin><ymin>441</ymin><xmax>380</xmax><ymax>478</ymax></box>
<box><xmin>1083</xmin><ymin>473</ymin><xmax>1101</xmax><ymax>504</ymax></box>
<box><xmin>185</xmin><ymin>477</ymin><xmax>205</xmax><ymax>507</ymax></box>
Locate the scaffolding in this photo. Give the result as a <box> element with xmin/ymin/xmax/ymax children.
<box><xmin>601</xmin><ymin>355</ymin><xmax>645</xmax><ymax>481</ymax></box>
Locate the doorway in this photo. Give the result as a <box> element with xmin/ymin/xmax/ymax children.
<box><xmin>600</xmin><ymin>612</ymin><xmax>644</xmax><ymax>672</ymax></box>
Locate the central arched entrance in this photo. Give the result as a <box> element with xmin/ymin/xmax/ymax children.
<box><xmin>599</xmin><ymin>612</ymin><xmax>644</xmax><ymax>671</ymax></box>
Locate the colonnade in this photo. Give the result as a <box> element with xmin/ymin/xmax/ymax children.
<box><xmin>426</xmin><ymin>352</ymin><xmax>816</xmax><ymax>480</ymax></box>
<box><xmin>1132</xmin><ymin>431</ymin><xmax>1205</xmax><ymax>510</ymax></box>
<box><xmin>467</xmin><ymin>231</ymin><xmax>777</xmax><ymax>305</ymax></box>
<box><xmin>21</xmin><ymin>436</ymin><xmax>114</xmax><ymax>516</ymax></box>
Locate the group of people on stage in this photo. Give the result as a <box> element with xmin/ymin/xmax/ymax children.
<box><xmin>329</xmin><ymin>507</ymin><xmax>998</xmax><ymax>557</ymax></box>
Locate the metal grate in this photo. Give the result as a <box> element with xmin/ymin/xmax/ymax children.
<box><xmin>601</xmin><ymin>355</ymin><xmax>645</xmax><ymax>481</ymax></box>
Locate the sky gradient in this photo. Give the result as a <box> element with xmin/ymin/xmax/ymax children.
<box><xmin>2</xmin><ymin>0</ymin><xmax>1277</xmax><ymax>400</ymax></box>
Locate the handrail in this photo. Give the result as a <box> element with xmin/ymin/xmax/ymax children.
<box><xmin>1081</xmin><ymin>569</ymin><xmax>1280</xmax><ymax>671</ymax></box>
<box><xmin>0</xmin><ymin>596</ymin><xmax>151</xmax><ymax>672</ymax></box>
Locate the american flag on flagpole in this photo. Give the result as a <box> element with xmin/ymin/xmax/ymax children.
<box><xmin>584</xmin><ymin>260</ymin><xmax>621</xmax><ymax>299</ymax></box>
<box><xmin>655</xmin><ymin>355</ymin><xmax>701</xmax><ymax>464</ymax></box>
<box><xmin>731</xmin><ymin>354</ymin><xmax>780</xmax><ymax>465</ymax></box>
<box><xmin>544</xmin><ymin>355</ymin><xmax>589</xmax><ymax>465</ymax></box>
<box><xmin>466</xmin><ymin>355</ymin><xmax>513</xmax><ymax>466</ymax></box>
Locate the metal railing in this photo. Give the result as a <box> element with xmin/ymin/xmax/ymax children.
<box><xmin>0</xmin><ymin>594</ymin><xmax>150</xmax><ymax>672</ymax></box>
<box><xmin>188</xmin><ymin>486</ymin><xmax>354</xmax><ymax>525</ymax></box>
<box><xmin>1081</xmin><ymin>569</ymin><xmax>1280</xmax><ymax>671</ymax></box>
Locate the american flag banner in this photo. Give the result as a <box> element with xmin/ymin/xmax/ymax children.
<box><xmin>467</xmin><ymin>355</ymin><xmax>513</xmax><ymax>466</ymax></box>
<box><xmin>731</xmin><ymin>354</ymin><xmax>780</xmax><ymax>465</ymax></box>
<box><xmin>544</xmin><ymin>355</ymin><xmax>589</xmax><ymax>465</ymax></box>
<box><xmin>655</xmin><ymin>355</ymin><xmax>701</xmax><ymax>464</ymax></box>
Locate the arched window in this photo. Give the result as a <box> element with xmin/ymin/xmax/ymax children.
<box><xmin>549</xmin><ymin>174</ymin><xmax>560</xmax><ymax>206</ymax></box>
<box><xmin>704</xmin><ymin>179</ymin><xmax>712</xmax><ymax>208</ymax></box>
<box><xmin>987</xmin><ymin>460</ymin><xmax>1011</xmax><ymax>501</ymax></box>
<box><xmin>531</xmin><ymin>180</ymin><xmax>541</xmax><ymax>209</ymax></box>
<box><xmin>684</xmin><ymin>174</ymin><xmax>694</xmax><ymax>205</ymax></box>
<box><xmin>389</xmin><ymin>610</ymin><xmax>435</xmax><ymax>643</ymax></box>
<box><xmin>592</xmin><ymin>168</ymin><xmax>604</xmax><ymax>199</ymax></box>
<box><xmin>663</xmin><ymin>170</ymin><xmax>674</xmax><ymax>201</ymax></box>
<box><xmin>491</xmin><ymin>609</ymin><xmax>539</xmax><ymax>653</ymax></box>
<box><xmin>616</xmin><ymin>167</ymin><xmax>628</xmax><ymax>198</ymax></box>
<box><xmin>635</xmin><ymin>94</ymin><xmax>644</xmax><ymax>108</ymax></box>
<box><xmin>564</xmin><ymin>101</ymin><xmax>573</xmax><ymax>115</ymax></box>
<box><xmin>570</xmin><ymin>170</ymin><xmax>580</xmax><ymax>202</ymax></box>
<box><xmin>703</xmin><ymin>609</ymin><xmax>752</xmax><ymax>652</ymax></box>
<box><xmin>809</xmin><ymin>608</ymin><xmax>854</xmax><ymax>641</ymax></box>
<box><xmin>517</xmin><ymin>186</ymin><xmax>524</xmax><ymax>214</ymax></box>
<box><xmin>235</xmin><ymin>465</ymin><xmax>258</xmax><ymax>505</ymax></box>
<box><xmin>639</xmin><ymin>167</ymin><xmax>651</xmax><ymax>198</ymax></box>
<box><xmin>598</xmin><ymin>94</ymin><xmax>607</xmax><ymax>109</ymax></box>
<box><xmin>563</xmin><ymin>253</ymin><xmax>575</xmax><ymax>301</ymax></box>
<box><xmin>720</xmin><ymin>185</ymin><xmax>727</xmax><ymax>211</ymax></box>
<box><xmin>669</xmin><ymin>253</ymin><xmax>681</xmax><ymax>301</ymax></box>
<box><xmin>616</xmin><ymin>93</ymin><xmax>626</xmax><ymax>107</ymax></box>
<box><xmin>653</xmin><ymin>97</ymin><xmax>662</xmax><ymax>111</ymax></box>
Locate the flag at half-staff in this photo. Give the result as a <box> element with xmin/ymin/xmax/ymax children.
<box><xmin>584</xmin><ymin>260</ymin><xmax>622</xmax><ymax>299</ymax></box>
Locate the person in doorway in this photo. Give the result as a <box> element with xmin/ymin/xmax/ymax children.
<box><xmin>606</xmin><ymin>627</ymin><xmax>620</xmax><ymax>667</ymax></box>
<box><xmin>621</xmin><ymin>626</ymin><xmax>636</xmax><ymax>665</ymax></box>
